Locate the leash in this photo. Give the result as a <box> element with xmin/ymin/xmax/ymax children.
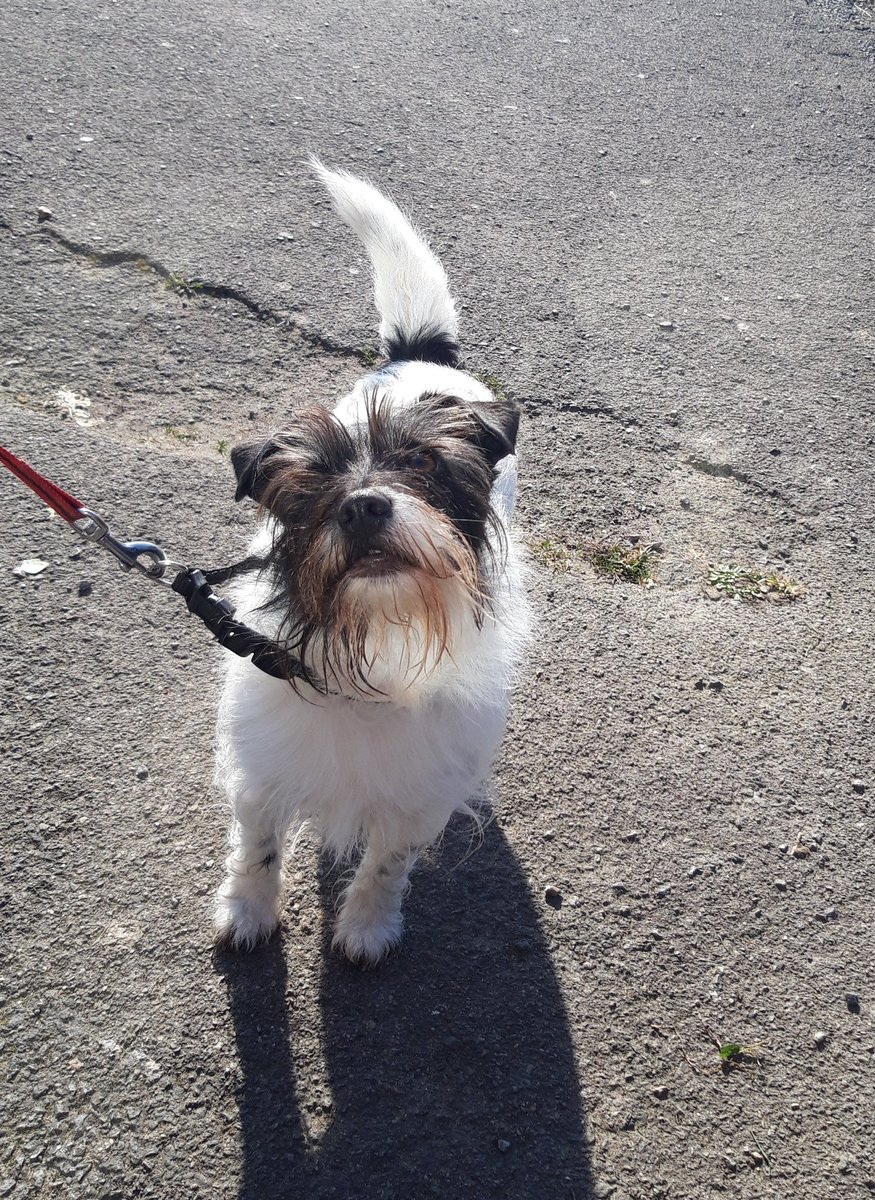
<box><xmin>0</xmin><ymin>444</ymin><xmax>317</xmax><ymax>687</ymax></box>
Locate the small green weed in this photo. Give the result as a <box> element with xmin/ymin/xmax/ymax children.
<box><xmin>529</xmin><ymin>537</ymin><xmax>575</xmax><ymax>572</ymax></box>
<box><xmin>359</xmin><ymin>346</ymin><xmax>380</xmax><ymax>367</ymax></box>
<box><xmin>586</xmin><ymin>543</ymin><xmax>656</xmax><ymax>586</ymax></box>
<box><xmin>164</xmin><ymin>424</ymin><xmax>195</xmax><ymax>443</ymax></box>
<box><xmin>164</xmin><ymin>273</ymin><xmax>204</xmax><ymax>297</ymax></box>
<box><xmin>529</xmin><ymin>536</ymin><xmax>657</xmax><ymax>587</ymax></box>
<box><xmin>475</xmin><ymin>372</ymin><xmax>509</xmax><ymax>403</ymax></box>
<box><xmin>216</xmin><ymin>438</ymin><xmax>229</xmax><ymax>455</ymax></box>
<box><xmin>707</xmin><ymin>562</ymin><xmax>802</xmax><ymax>603</ymax></box>
<box><xmin>714</xmin><ymin>1039</ymin><xmax>764</xmax><ymax>1072</ymax></box>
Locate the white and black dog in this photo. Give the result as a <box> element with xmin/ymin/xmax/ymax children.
<box><xmin>215</xmin><ymin>161</ymin><xmax>529</xmax><ymax>963</ymax></box>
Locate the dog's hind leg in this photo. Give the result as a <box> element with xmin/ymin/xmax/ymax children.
<box><xmin>214</xmin><ymin>795</ymin><xmax>291</xmax><ymax>951</ymax></box>
<box><xmin>332</xmin><ymin>842</ymin><xmax>418</xmax><ymax>966</ymax></box>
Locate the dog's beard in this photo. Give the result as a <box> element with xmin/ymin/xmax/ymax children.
<box><xmin>275</xmin><ymin>496</ymin><xmax>487</xmax><ymax>699</ymax></box>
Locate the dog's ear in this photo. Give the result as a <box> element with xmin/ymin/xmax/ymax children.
<box><xmin>230</xmin><ymin>438</ymin><xmax>281</xmax><ymax>502</ymax></box>
<box><xmin>426</xmin><ymin>393</ymin><xmax>520</xmax><ymax>467</ymax></box>
<box><xmin>465</xmin><ymin>397</ymin><xmax>520</xmax><ymax>467</ymax></box>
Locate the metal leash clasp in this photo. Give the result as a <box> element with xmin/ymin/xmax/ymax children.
<box><xmin>73</xmin><ymin>507</ymin><xmax>180</xmax><ymax>584</ymax></box>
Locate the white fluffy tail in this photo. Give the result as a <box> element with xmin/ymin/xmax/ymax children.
<box><xmin>310</xmin><ymin>157</ymin><xmax>460</xmax><ymax>366</ymax></box>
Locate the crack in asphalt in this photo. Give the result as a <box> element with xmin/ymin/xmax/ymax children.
<box><xmin>41</xmin><ymin>224</ymin><xmax>368</xmax><ymax>361</ymax></box>
<box><xmin>552</xmin><ymin>397</ymin><xmax>639</xmax><ymax>428</ymax></box>
<box><xmin>538</xmin><ymin>397</ymin><xmax>790</xmax><ymax>502</ymax></box>
<box><xmin>543</xmin><ymin>393</ymin><xmax>795</xmax><ymax>507</ymax></box>
<box><xmin>0</xmin><ymin>220</ymin><xmax>799</xmax><ymax>517</ymax></box>
<box><xmin>684</xmin><ymin>455</ymin><xmax>772</xmax><ymax>493</ymax></box>
<box><xmin>0</xmin><ymin>217</ymin><xmax>368</xmax><ymax>364</ymax></box>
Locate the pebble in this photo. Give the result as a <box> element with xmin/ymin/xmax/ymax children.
<box><xmin>774</xmin><ymin>878</ymin><xmax>787</xmax><ymax>891</ymax></box>
<box><xmin>851</xmin><ymin>779</ymin><xmax>866</xmax><ymax>795</ymax></box>
<box><xmin>618</xmin><ymin>301</ymin><xmax>631</xmax><ymax>310</ymax></box>
<box><xmin>846</xmin><ymin>993</ymin><xmax>861</xmax><ymax>1014</ymax></box>
<box><xmin>544</xmin><ymin>886</ymin><xmax>563</xmax><ymax>910</ymax></box>
<box><xmin>694</xmin><ymin>678</ymin><xmax>723</xmax><ymax>692</ymax></box>
<box><xmin>680</xmin><ymin>496</ymin><xmax>691</xmax><ymax>509</ymax></box>
<box><xmin>496</xmin><ymin>1138</ymin><xmax>511</xmax><ymax>1153</ymax></box>
<box><xmin>37</xmin><ymin>205</ymin><xmax>53</xmax><ymax>222</ymax></box>
<box><xmin>135</xmin><ymin>768</ymin><xmax>149</xmax><ymax>781</ymax></box>
<box><xmin>77</xmin><ymin>580</ymin><xmax>93</xmax><ymax>597</ymax></box>
<box><xmin>813</xmin><ymin>1030</ymin><xmax>829</xmax><ymax>1049</ymax></box>
<box><xmin>593</xmin><ymin>1183</ymin><xmax>613</xmax><ymax>1199</ymax></box>
<box><xmin>651</xmin><ymin>1085</ymin><xmax>669</xmax><ymax>1099</ymax></box>
<box><xmin>688</xmin><ymin>865</ymin><xmax>702</xmax><ymax>878</ymax></box>
<box><xmin>658</xmin><ymin>320</ymin><xmax>675</xmax><ymax>331</ymax></box>
<box><xmin>511</xmin><ymin>938</ymin><xmax>532</xmax><ymax>957</ymax></box>
<box><xmin>815</xmin><ymin>906</ymin><xmax>838</xmax><ymax>922</ymax></box>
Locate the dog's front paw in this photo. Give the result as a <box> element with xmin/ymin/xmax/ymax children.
<box><xmin>332</xmin><ymin>898</ymin><xmax>403</xmax><ymax>966</ymax></box>
<box><xmin>214</xmin><ymin>893</ymin><xmax>280</xmax><ymax>951</ymax></box>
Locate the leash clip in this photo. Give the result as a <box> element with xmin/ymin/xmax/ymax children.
<box><xmin>73</xmin><ymin>507</ymin><xmax>178</xmax><ymax>584</ymax></box>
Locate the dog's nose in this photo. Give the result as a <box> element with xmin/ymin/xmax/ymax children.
<box><xmin>337</xmin><ymin>489</ymin><xmax>393</xmax><ymax>534</ymax></box>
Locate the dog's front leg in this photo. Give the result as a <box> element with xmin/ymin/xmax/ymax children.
<box><xmin>214</xmin><ymin>813</ymin><xmax>288</xmax><ymax>951</ymax></box>
<box><xmin>333</xmin><ymin>843</ymin><xmax>418</xmax><ymax>966</ymax></box>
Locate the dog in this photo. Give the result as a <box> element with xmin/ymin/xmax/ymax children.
<box><xmin>214</xmin><ymin>160</ymin><xmax>529</xmax><ymax>963</ymax></box>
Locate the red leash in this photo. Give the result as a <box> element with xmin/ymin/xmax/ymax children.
<box><xmin>0</xmin><ymin>444</ymin><xmax>86</xmax><ymax>524</ymax></box>
<box><xmin>0</xmin><ymin>442</ymin><xmax>314</xmax><ymax>684</ymax></box>
<box><xmin>0</xmin><ymin>442</ymin><xmax>172</xmax><ymax>577</ymax></box>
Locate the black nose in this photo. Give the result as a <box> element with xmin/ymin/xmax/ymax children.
<box><xmin>337</xmin><ymin>489</ymin><xmax>393</xmax><ymax>534</ymax></box>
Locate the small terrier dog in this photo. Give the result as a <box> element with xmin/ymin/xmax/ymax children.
<box><xmin>215</xmin><ymin>161</ymin><xmax>529</xmax><ymax>963</ymax></box>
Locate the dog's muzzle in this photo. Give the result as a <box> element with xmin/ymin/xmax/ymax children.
<box><xmin>337</xmin><ymin>489</ymin><xmax>403</xmax><ymax>576</ymax></box>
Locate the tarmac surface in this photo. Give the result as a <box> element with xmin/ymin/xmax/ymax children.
<box><xmin>2</xmin><ymin>1</ymin><xmax>874</xmax><ymax>1197</ymax></box>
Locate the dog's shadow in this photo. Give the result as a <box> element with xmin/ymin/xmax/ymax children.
<box><xmin>216</xmin><ymin>820</ymin><xmax>593</xmax><ymax>1199</ymax></box>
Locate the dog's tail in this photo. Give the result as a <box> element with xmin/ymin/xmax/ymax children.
<box><xmin>310</xmin><ymin>157</ymin><xmax>460</xmax><ymax>368</ymax></box>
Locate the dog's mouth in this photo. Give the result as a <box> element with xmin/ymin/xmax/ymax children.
<box><xmin>343</xmin><ymin>547</ymin><xmax>408</xmax><ymax>579</ymax></box>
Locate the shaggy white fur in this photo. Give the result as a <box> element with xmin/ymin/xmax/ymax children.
<box><xmin>214</xmin><ymin>163</ymin><xmax>529</xmax><ymax>964</ymax></box>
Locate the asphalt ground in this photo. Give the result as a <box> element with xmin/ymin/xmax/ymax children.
<box><xmin>1</xmin><ymin>1</ymin><xmax>874</xmax><ymax>1197</ymax></box>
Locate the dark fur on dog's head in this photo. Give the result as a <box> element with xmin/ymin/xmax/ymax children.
<box><xmin>231</xmin><ymin>390</ymin><xmax>519</xmax><ymax>693</ymax></box>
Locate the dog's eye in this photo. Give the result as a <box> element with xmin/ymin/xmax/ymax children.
<box><xmin>409</xmin><ymin>450</ymin><xmax>437</xmax><ymax>473</ymax></box>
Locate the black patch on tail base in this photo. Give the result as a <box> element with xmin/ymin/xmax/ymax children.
<box><xmin>385</xmin><ymin>324</ymin><xmax>461</xmax><ymax>368</ymax></box>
